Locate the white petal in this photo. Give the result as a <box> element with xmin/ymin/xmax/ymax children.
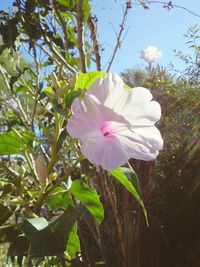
<box><xmin>88</xmin><ymin>73</ymin><xmax>125</xmax><ymax>109</ymax></box>
<box><xmin>115</xmin><ymin>127</ymin><xmax>161</xmax><ymax>161</ymax></box>
<box><xmin>114</xmin><ymin>87</ymin><xmax>153</xmax><ymax>114</ymax></box>
<box><xmin>127</xmin><ymin>100</ymin><xmax>161</xmax><ymax>126</ymax></box>
<box><xmin>114</xmin><ymin>87</ymin><xmax>161</xmax><ymax>126</ymax></box>
<box><xmin>81</xmin><ymin>137</ymin><xmax>128</xmax><ymax>170</ymax></box>
<box><xmin>67</xmin><ymin>94</ymin><xmax>131</xmax><ymax>140</ymax></box>
<box><xmin>132</xmin><ymin>126</ymin><xmax>163</xmax><ymax>151</ymax></box>
<box><xmin>67</xmin><ymin>95</ymin><xmax>102</xmax><ymax>139</ymax></box>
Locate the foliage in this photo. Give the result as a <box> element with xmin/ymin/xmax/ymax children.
<box><xmin>173</xmin><ymin>25</ymin><xmax>200</xmax><ymax>86</ymax></box>
<box><xmin>120</xmin><ymin>40</ymin><xmax>200</xmax><ymax>266</ymax></box>
<box><xmin>0</xmin><ymin>0</ymin><xmax>199</xmax><ymax>266</ymax></box>
<box><xmin>0</xmin><ymin>1</ymin><xmax>146</xmax><ymax>266</ymax></box>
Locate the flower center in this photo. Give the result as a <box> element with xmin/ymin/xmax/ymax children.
<box><xmin>100</xmin><ymin>121</ymin><xmax>113</xmax><ymax>138</ymax></box>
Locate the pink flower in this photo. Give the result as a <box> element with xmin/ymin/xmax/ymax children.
<box><xmin>67</xmin><ymin>73</ymin><xmax>163</xmax><ymax>170</ymax></box>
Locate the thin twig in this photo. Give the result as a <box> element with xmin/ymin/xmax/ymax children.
<box><xmin>106</xmin><ymin>1</ymin><xmax>132</xmax><ymax>72</ymax></box>
<box><xmin>52</xmin><ymin>0</ymin><xmax>68</xmax><ymax>51</ymax></box>
<box><xmin>27</xmin><ymin>245</ymin><xmax>33</xmax><ymax>267</ymax></box>
<box><xmin>88</xmin><ymin>15</ymin><xmax>102</xmax><ymax>71</ymax></box>
<box><xmin>0</xmin><ymin>65</ymin><xmax>31</xmax><ymax>129</ymax></box>
<box><xmin>42</xmin><ymin>33</ymin><xmax>78</xmax><ymax>74</ymax></box>
<box><xmin>99</xmin><ymin>167</ymin><xmax>125</xmax><ymax>261</ymax></box>
<box><xmin>147</xmin><ymin>1</ymin><xmax>200</xmax><ymax>19</ymax></box>
<box><xmin>34</xmin><ymin>155</ymin><xmax>84</xmax><ymax>214</ymax></box>
<box><xmin>31</xmin><ymin>45</ymin><xmax>40</xmax><ymax>130</ymax></box>
<box><xmin>76</xmin><ymin>0</ymin><xmax>87</xmax><ymax>73</ymax></box>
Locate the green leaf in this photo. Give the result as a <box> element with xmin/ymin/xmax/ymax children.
<box><xmin>70</xmin><ymin>180</ymin><xmax>104</xmax><ymax>224</ymax></box>
<box><xmin>82</xmin><ymin>0</ymin><xmax>91</xmax><ymax>22</ymax></box>
<box><xmin>0</xmin><ymin>130</ymin><xmax>34</xmax><ymax>155</ymax></box>
<box><xmin>0</xmin><ymin>204</ymin><xmax>12</xmax><ymax>226</ymax></box>
<box><xmin>75</xmin><ymin>71</ymin><xmax>106</xmax><ymax>91</ymax></box>
<box><xmin>26</xmin><ymin>217</ymin><xmax>49</xmax><ymax>231</ymax></box>
<box><xmin>66</xmin><ymin>222</ymin><xmax>80</xmax><ymax>259</ymax></box>
<box><xmin>58</xmin><ymin>0</ymin><xmax>78</xmax><ymax>8</ymax></box>
<box><xmin>121</xmin><ymin>163</ymin><xmax>142</xmax><ymax>198</ymax></box>
<box><xmin>46</xmin><ymin>187</ymin><xmax>73</xmax><ymax>210</ymax></box>
<box><xmin>109</xmin><ymin>167</ymin><xmax>149</xmax><ymax>225</ymax></box>
<box><xmin>65</xmin><ymin>90</ymin><xmax>82</xmax><ymax>108</ymax></box>
<box><xmin>23</xmin><ymin>206</ymin><xmax>76</xmax><ymax>256</ymax></box>
<box><xmin>44</xmin><ymin>86</ymin><xmax>55</xmax><ymax>97</ymax></box>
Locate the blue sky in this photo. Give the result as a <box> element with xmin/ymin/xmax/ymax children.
<box><xmin>91</xmin><ymin>0</ymin><xmax>200</xmax><ymax>73</ymax></box>
<box><xmin>0</xmin><ymin>0</ymin><xmax>199</xmax><ymax>73</ymax></box>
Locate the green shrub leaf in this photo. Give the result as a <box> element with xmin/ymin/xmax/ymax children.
<box><xmin>109</xmin><ymin>166</ymin><xmax>148</xmax><ymax>225</ymax></box>
<box><xmin>75</xmin><ymin>71</ymin><xmax>106</xmax><ymax>91</ymax></box>
<box><xmin>70</xmin><ymin>180</ymin><xmax>104</xmax><ymax>224</ymax></box>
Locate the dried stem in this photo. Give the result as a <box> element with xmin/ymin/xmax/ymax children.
<box><xmin>76</xmin><ymin>0</ymin><xmax>87</xmax><ymax>73</ymax></box>
<box><xmin>72</xmin><ymin>196</ymin><xmax>92</xmax><ymax>267</ymax></box>
<box><xmin>26</xmin><ymin>245</ymin><xmax>33</xmax><ymax>267</ymax></box>
<box><xmin>99</xmin><ymin>167</ymin><xmax>125</xmax><ymax>261</ymax></box>
<box><xmin>88</xmin><ymin>15</ymin><xmax>102</xmax><ymax>71</ymax></box>
<box><xmin>107</xmin><ymin>1</ymin><xmax>132</xmax><ymax>72</ymax></box>
<box><xmin>31</xmin><ymin>45</ymin><xmax>40</xmax><ymax>130</ymax></box>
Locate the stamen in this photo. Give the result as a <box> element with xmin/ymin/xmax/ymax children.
<box><xmin>104</xmin><ymin>131</ymin><xmax>110</xmax><ymax>136</ymax></box>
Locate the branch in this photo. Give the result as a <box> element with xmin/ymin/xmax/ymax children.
<box><xmin>107</xmin><ymin>1</ymin><xmax>132</xmax><ymax>72</ymax></box>
<box><xmin>76</xmin><ymin>0</ymin><xmax>87</xmax><ymax>73</ymax></box>
<box><xmin>141</xmin><ymin>1</ymin><xmax>200</xmax><ymax>19</ymax></box>
<box><xmin>0</xmin><ymin>65</ymin><xmax>31</xmax><ymax>129</ymax></box>
<box><xmin>41</xmin><ymin>32</ymin><xmax>78</xmax><ymax>74</ymax></box>
<box><xmin>88</xmin><ymin>15</ymin><xmax>102</xmax><ymax>71</ymax></box>
<box><xmin>31</xmin><ymin>46</ymin><xmax>41</xmax><ymax>130</ymax></box>
<box><xmin>52</xmin><ymin>0</ymin><xmax>68</xmax><ymax>51</ymax></box>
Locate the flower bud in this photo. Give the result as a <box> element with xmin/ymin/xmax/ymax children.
<box><xmin>36</xmin><ymin>155</ymin><xmax>48</xmax><ymax>186</ymax></box>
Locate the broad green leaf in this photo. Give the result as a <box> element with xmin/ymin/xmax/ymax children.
<box><xmin>65</xmin><ymin>90</ymin><xmax>82</xmax><ymax>108</ymax></box>
<box><xmin>50</xmin><ymin>205</ymin><xmax>76</xmax><ymax>239</ymax></box>
<box><xmin>75</xmin><ymin>71</ymin><xmax>106</xmax><ymax>91</ymax></box>
<box><xmin>0</xmin><ymin>130</ymin><xmax>34</xmax><ymax>155</ymax></box>
<box><xmin>23</xmin><ymin>206</ymin><xmax>76</xmax><ymax>256</ymax></box>
<box><xmin>121</xmin><ymin>163</ymin><xmax>142</xmax><ymax>198</ymax></box>
<box><xmin>0</xmin><ymin>204</ymin><xmax>12</xmax><ymax>226</ymax></box>
<box><xmin>26</xmin><ymin>217</ymin><xmax>49</xmax><ymax>231</ymax></box>
<box><xmin>66</xmin><ymin>222</ymin><xmax>80</xmax><ymax>259</ymax></box>
<box><xmin>46</xmin><ymin>187</ymin><xmax>73</xmax><ymax>210</ymax></box>
<box><xmin>44</xmin><ymin>86</ymin><xmax>55</xmax><ymax>97</ymax></box>
<box><xmin>109</xmin><ymin>167</ymin><xmax>148</xmax><ymax>225</ymax></box>
<box><xmin>82</xmin><ymin>0</ymin><xmax>90</xmax><ymax>22</ymax></box>
<box><xmin>70</xmin><ymin>180</ymin><xmax>104</xmax><ymax>224</ymax></box>
<box><xmin>58</xmin><ymin>0</ymin><xmax>78</xmax><ymax>8</ymax></box>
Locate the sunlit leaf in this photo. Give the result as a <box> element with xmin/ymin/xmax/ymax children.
<box><xmin>82</xmin><ymin>0</ymin><xmax>91</xmax><ymax>22</ymax></box>
<box><xmin>70</xmin><ymin>180</ymin><xmax>104</xmax><ymax>224</ymax></box>
<box><xmin>46</xmin><ymin>187</ymin><xmax>73</xmax><ymax>210</ymax></box>
<box><xmin>0</xmin><ymin>130</ymin><xmax>34</xmax><ymax>155</ymax></box>
<box><xmin>109</xmin><ymin>166</ymin><xmax>148</xmax><ymax>225</ymax></box>
<box><xmin>75</xmin><ymin>71</ymin><xmax>106</xmax><ymax>91</ymax></box>
<box><xmin>66</xmin><ymin>222</ymin><xmax>80</xmax><ymax>259</ymax></box>
<box><xmin>26</xmin><ymin>217</ymin><xmax>49</xmax><ymax>231</ymax></box>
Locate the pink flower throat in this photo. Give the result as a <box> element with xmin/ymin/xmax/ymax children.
<box><xmin>100</xmin><ymin>121</ymin><xmax>114</xmax><ymax>138</ymax></box>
